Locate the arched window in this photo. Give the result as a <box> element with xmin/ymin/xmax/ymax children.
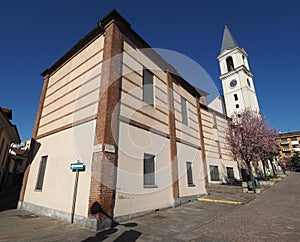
<box><xmin>234</xmin><ymin>94</ymin><xmax>238</xmax><ymax>101</ymax></box>
<box><xmin>226</xmin><ymin>56</ymin><xmax>234</xmax><ymax>72</ymax></box>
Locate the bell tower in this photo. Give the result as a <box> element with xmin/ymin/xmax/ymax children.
<box><xmin>217</xmin><ymin>26</ymin><xmax>260</xmax><ymax>117</ymax></box>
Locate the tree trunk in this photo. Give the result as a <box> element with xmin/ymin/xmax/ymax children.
<box><xmin>246</xmin><ymin>161</ymin><xmax>256</xmax><ymax>193</ymax></box>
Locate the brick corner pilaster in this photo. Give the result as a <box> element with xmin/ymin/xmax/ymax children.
<box><xmin>196</xmin><ymin>97</ymin><xmax>209</xmax><ymax>189</ymax></box>
<box><xmin>167</xmin><ymin>72</ymin><xmax>180</xmax><ymax>199</ymax></box>
<box><xmin>87</xmin><ymin>18</ymin><xmax>123</xmax><ymax>228</ymax></box>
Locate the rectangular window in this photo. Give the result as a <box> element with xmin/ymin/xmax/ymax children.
<box><xmin>241</xmin><ymin>168</ymin><xmax>247</xmax><ymax>182</ymax></box>
<box><xmin>0</xmin><ymin>138</ymin><xmax>5</xmax><ymax>163</ymax></box>
<box><xmin>143</xmin><ymin>68</ymin><xmax>154</xmax><ymax>106</ymax></box>
<box><xmin>186</xmin><ymin>162</ymin><xmax>194</xmax><ymax>186</ymax></box>
<box><xmin>216</xmin><ymin>141</ymin><xmax>222</xmax><ymax>159</ymax></box>
<box><xmin>2</xmin><ymin>145</ymin><xmax>9</xmax><ymax>168</ymax></box>
<box><xmin>181</xmin><ymin>96</ymin><xmax>188</xmax><ymax>125</ymax></box>
<box><xmin>144</xmin><ymin>153</ymin><xmax>155</xmax><ymax>187</ymax></box>
<box><xmin>35</xmin><ymin>156</ymin><xmax>48</xmax><ymax>191</ymax></box>
<box><xmin>210</xmin><ymin>165</ymin><xmax>220</xmax><ymax>181</ymax></box>
<box><xmin>226</xmin><ymin>167</ymin><xmax>234</xmax><ymax>179</ymax></box>
<box><xmin>213</xmin><ymin>113</ymin><xmax>217</xmax><ymax>128</ymax></box>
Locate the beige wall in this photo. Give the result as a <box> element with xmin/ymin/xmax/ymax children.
<box><xmin>38</xmin><ymin>36</ymin><xmax>104</xmax><ymax>137</ymax></box>
<box><xmin>114</xmin><ymin>122</ymin><xmax>172</xmax><ymax>217</ymax></box>
<box><xmin>176</xmin><ymin>142</ymin><xmax>206</xmax><ymax>197</ymax></box>
<box><xmin>200</xmin><ymin>106</ymin><xmax>241</xmax><ymax>182</ymax></box>
<box><xmin>206</xmin><ymin>157</ymin><xmax>240</xmax><ymax>183</ymax></box>
<box><xmin>24</xmin><ymin>120</ymin><xmax>96</xmax><ymax>218</ymax></box>
<box><xmin>173</xmin><ymin>83</ymin><xmax>200</xmax><ymax>146</ymax></box>
<box><xmin>120</xmin><ymin>40</ymin><xmax>169</xmax><ymax>135</ymax></box>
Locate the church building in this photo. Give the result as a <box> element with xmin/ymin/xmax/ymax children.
<box><xmin>19</xmin><ymin>10</ymin><xmax>258</xmax><ymax>230</ymax></box>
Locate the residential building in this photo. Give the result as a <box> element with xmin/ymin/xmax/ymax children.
<box><xmin>19</xmin><ymin>10</ymin><xmax>241</xmax><ymax>229</ymax></box>
<box><xmin>277</xmin><ymin>131</ymin><xmax>300</xmax><ymax>165</ymax></box>
<box><xmin>0</xmin><ymin>108</ymin><xmax>20</xmax><ymax>190</ymax></box>
<box><xmin>1</xmin><ymin>140</ymin><xmax>31</xmax><ymax>189</ymax></box>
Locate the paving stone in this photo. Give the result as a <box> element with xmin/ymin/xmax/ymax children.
<box><xmin>0</xmin><ymin>173</ymin><xmax>299</xmax><ymax>241</ymax></box>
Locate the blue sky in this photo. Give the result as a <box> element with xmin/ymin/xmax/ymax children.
<box><xmin>0</xmin><ymin>0</ymin><xmax>299</xmax><ymax>140</ymax></box>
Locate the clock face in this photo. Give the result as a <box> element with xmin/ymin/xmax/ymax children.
<box><xmin>229</xmin><ymin>79</ymin><xmax>237</xmax><ymax>88</ymax></box>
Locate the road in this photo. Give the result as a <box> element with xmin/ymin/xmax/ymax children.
<box><xmin>198</xmin><ymin>172</ymin><xmax>300</xmax><ymax>241</ymax></box>
<box><xmin>0</xmin><ymin>172</ymin><xmax>299</xmax><ymax>241</ymax></box>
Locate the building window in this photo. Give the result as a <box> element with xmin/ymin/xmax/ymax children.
<box><xmin>234</xmin><ymin>94</ymin><xmax>238</xmax><ymax>101</ymax></box>
<box><xmin>226</xmin><ymin>56</ymin><xmax>234</xmax><ymax>72</ymax></box>
<box><xmin>210</xmin><ymin>165</ymin><xmax>220</xmax><ymax>181</ymax></box>
<box><xmin>227</xmin><ymin>167</ymin><xmax>234</xmax><ymax>179</ymax></box>
<box><xmin>247</xmin><ymin>78</ymin><xmax>251</xmax><ymax>87</ymax></box>
<box><xmin>236</xmin><ymin>104</ymin><xmax>239</xmax><ymax>108</ymax></box>
<box><xmin>2</xmin><ymin>145</ymin><xmax>9</xmax><ymax>168</ymax></box>
<box><xmin>216</xmin><ymin>141</ymin><xmax>222</xmax><ymax>159</ymax></box>
<box><xmin>181</xmin><ymin>96</ymin><xmax>188</xmax><ymax>125</ymax></box>
<box><xmin>213</xmin><ymin>113</ymin><xmax>217</xmax><ymax>128</ymax></box>
<box><xmin>35</xmin><ymin>156</ymin><xmax>48</xmax><ymax>191</ymax></box>
<box><xmin>0</xmin><ymin>138</ymin><xmax>4</xmax><ymax>162</ymax></box>
<box><xmin>186</xmin><ymin>162</ymin><xmax>194</xmax><ymax>186</ymax></box>
<box><xmin>143</xmin><ymin>68</ymin><xmax>154</xmax><ymax>106</ymax></box>
<box><xmin>241</xmin><ymin>168</ymin><xmax>247</xmax><ymax>182</ymax></box>
<box><xmin>144</xmin><ymin>153</ymin><xmax>155</xmax><ymax>187</ymax></box>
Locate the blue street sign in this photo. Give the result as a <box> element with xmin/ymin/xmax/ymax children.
<box><xmin>70</xmin><ymin>162</ymin><xmax>85</xmax><ymax>171</ymax></box>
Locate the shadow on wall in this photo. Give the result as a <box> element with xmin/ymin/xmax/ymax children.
<box><xmin>83</xmin><ymin>202</ymin><xmax>141</xmax><ymax>241</ymax></box>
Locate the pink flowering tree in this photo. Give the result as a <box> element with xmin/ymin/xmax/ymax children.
<box><xmin>226</xmin><ymin>108</ymin><xmax>278</xmax><ymax>186</ymax></box>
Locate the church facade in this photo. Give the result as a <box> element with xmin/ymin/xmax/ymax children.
<box><xmin>19</xmin><ymin>10</ymin><xmax>254</xmax><ymax>229</ymax></box>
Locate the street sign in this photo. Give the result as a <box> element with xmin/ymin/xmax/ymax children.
<box><xmin>70</xmin><ymin>162</ymin><xmax>85</xmax><ymax>171</ymax></box>
<box><xmin>70</xmin><ymin>161</ymin><xmax>85</xmax><ymax>224</ymax></box>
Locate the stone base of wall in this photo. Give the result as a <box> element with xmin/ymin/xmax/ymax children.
<box><xmin>19</xmin><ymin>193</ymin><xmax>205</xmax><ymax>231</ymax></box>
<box><xmin>114</xmin><ymin>205</ymin><xmax>171</xmax><ymax>224</ymax></box>
<box><xmin>19</xmin><ymin>201</ymin><xmax>98</xmax><ymax>230</ymax></box>
<box><xmin>173</xmin><ymin>193</ymin><xmax>205</xmax><ymax>207</ymax></box>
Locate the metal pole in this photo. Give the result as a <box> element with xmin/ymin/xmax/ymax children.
<box><xmin>71</xmin><ymin>169</ymin><xmax>79</xmax><ymax>224</ymax></box>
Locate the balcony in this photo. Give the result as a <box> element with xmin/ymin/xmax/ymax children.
<box><xmin>291</xmin><ymin>140</ymin><xmax>299</xmax><ymax>145</ymax></box>
<box><xmin>293</xmin><ymin>147</ymin><xmax>300</xmax><ymax>152</ymax></box>
<box><xmin>282</xmin><ymin>148</ymin><xmax>291</xmax><ymax>152</ymax></box>
<box><xmin>280</xmin><ymin>141</ymin><xmax>289</xmax><ymax>145</ymax></box>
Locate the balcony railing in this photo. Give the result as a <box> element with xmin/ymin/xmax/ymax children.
<box><xmin>291</xmin><ymin>140</ymin><xmax>299</xmax><ymax>145</ymax></box>
<box><xmin>281</xmin><ymin>141</ymin><xmax>289</xmax><ymax>145</ymax></box>
<box><xmin>293</xmin><ymin>147</ymin><xmax>300</xmax><ymax>152</ymax></box>
<box><xmin>282</xmin><ymin>148</ymin><xmax>291</xmax><ymax>152</ymax></box>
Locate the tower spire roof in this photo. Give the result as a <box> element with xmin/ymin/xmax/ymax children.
<box><xmin>221</xmin><ymin>25</ymin><xmax>238</xmax><ymax>53</ymax></box>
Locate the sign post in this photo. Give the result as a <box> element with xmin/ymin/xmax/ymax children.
<box><xmin>70</xmin><ymin>161</ymin><xmax>85</xmax><ymax>224</ymax></box>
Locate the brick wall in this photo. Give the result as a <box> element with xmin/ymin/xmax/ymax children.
<box><xmin>87</xmin><ymin>19</ymin><xmax>123</xmax><ymax>228</ymax></box>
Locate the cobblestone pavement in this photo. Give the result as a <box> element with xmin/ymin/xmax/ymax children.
<box><xmin>198</xmin><ymin>172</ymin><xmax>300</xmax><ymax>242</ymax></box>
<box><xmin>0</xmin><ymin>173</ymin><xmax>298</xmax><ymax>241</ymax></box>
